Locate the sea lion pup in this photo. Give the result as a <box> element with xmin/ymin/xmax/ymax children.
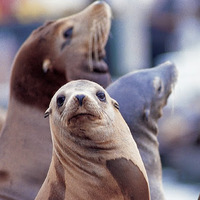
<box><xmin>35</xmin><ymin>80</ymin><xmax>150</xmax><ymax>200</ymax></box>
<box><xmin>0</xmin><ymin>1</ymin><xmax>112</xmax><ymax>200</ymax></box>
<box><xmin>107</xmin><ymin>61</ymin><xmax>178</xmax><ymax>200</ymax></box>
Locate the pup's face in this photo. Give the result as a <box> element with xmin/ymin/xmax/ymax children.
<box><xmin>46</xmin><ymin>80</ymin><xmax>119</xmax><ymax>141</ymax></box>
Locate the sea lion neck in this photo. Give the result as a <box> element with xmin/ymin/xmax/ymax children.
<box><xmin>10</xmin><ymin>40</ymin><xmax>66</xmax><ymax>112</ymax></box>
<box><xmin>0</xmin><ymin>97</ymin><xmax>52</xmax><ymax>200</ymax></box>
<box><xmin>3</xmin><ymin>97</ymin><xmax>50</xmax><ymax>135</ymax></box>
<box><xmin>52</xmin><ymin>127</ymin><xmax>117</xmax><ymax>164</ymax></box>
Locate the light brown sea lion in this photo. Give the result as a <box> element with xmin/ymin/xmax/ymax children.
<box><xmin>0</xmin><ymin>1</ymin><xmax>112</xmax><ymax>200</ymax></box>
<box><xmin>107</xmin><ymin>61</ymin><xmax>178</xmax><ymax>200</ymax></box>
<box><xmin>35</xmin><ymin>80</ymin><xmax>150</xmax><ymax>200</ymax></box>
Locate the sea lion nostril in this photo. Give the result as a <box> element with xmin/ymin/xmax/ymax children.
<box><xmin>75</xmin><ymin>94</ymin><xmax>85</xmax><ymax>106</ymax></box>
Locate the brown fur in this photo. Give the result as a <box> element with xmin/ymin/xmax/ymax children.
<box><xmin>0</xmin><ymin>2</ymin><xmax>112</xmax><ymax>200</ymax></box>
<box><xmin>35</xmin><ymin>80</ymin><xmax>150</xmax><ymax>200</ymax></box>
<box><xmin>11</xmin><ymin>1</ymin><xmax>111</xmax><ymax>111</ymax></box>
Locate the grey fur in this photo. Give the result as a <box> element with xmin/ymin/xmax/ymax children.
<box><xmin>107</xmin><ymin>61</ymin><xmax>178</xmax><ymax>200</ymax></box>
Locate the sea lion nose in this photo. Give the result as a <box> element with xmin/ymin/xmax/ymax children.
<box><xmin>75</xmin><ymin>94</ymin><xmax>85</xmax><ymax>106</ymax></box>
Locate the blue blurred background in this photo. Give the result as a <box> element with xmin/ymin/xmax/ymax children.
<box><xmin>0</xmin><ymin>0</ymin><xmax>200</xmax><ymax>199</ymax></box>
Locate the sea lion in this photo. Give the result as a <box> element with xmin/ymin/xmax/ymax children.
<box><xmin>107</xmin><ymin>61</ymin><xmax>178</xmax><ymax>200</ymax></box>
<box><xmin>35</xmin><ymin>80</ymin><xmax>150</xmax><ymax>200</ymax></box>
<box><xmin>0</xmin><ymin>1</ymin><xmax>112</xmax><ymax>200</ymax></box>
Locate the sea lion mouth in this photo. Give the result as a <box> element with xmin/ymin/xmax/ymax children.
<box><xmin>92</xmin><ymin>58</ymin><xmax>108</xmax><ymax>73</ymax></box>
<box><xmin>68</xmin><ymin>113</ymin><xmax>99</xmax><ymax>124</ymax></box>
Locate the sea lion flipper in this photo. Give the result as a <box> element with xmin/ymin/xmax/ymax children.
<box><xmin>106</xmin><ymin>158</ymin><xmax>150</xmax><ymax>200</ymax></box>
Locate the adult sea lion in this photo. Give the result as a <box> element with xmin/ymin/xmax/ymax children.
<box><xmin>107</xmin><ymin>61</ymin><xmax>178</xmax><ymax>200</ymax></box>
<box><xmin>35</xmin><ymin>80</ymin><xmax>150</xmax><ymax>200</ymax></box>
<box><xmin>0</xmin><ymin>1</ymin><xmax>112</xmax><ymax>200</ymax></box>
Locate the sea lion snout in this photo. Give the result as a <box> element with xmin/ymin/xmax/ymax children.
<box><xmin>66</xmin><ymin>93</ymin><xmax>100</xmax><ymax>125</ymax></box>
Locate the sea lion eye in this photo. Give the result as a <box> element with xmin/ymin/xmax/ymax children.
<box><xmin>57</xmin><ymin>95</ymin><xmax>65</xmax><ymax>108</ymax></box>
<box><xmin>157</xmin><ymin>85</ymin><xmax>162</xmax><ymax>93</ymax></box>
<box><xmin>96</xmin><ymin>91</ymin><xmax>106</xmax><ymax>102</ymax></box>
<box><xmin>63</xmin><ymin>27</ymin><xmax>73</xmax><ymax>38</ymax></box>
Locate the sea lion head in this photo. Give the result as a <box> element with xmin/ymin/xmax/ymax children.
<box><xmin>107</xmin><ymin>61</ymin><xmax>178</xmax><ymax>132</ymax></box>
<box><xmin>10</xmin><ymin>1</ymin><xmax>112</xmax><ymax>111</ymax></box>
<box><xmin>45</xmin><ymin>80</ymin><xmax>119</xmax><ymax>142</ymax></box>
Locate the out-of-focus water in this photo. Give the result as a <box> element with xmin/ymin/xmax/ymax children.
<box><xmin>163</xmin><ymin>168</ymin><xmax>200</xmax><ymax>200</ymax></box>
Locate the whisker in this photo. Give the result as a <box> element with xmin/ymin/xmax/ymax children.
<box><xmin>102</xmin><ymin>109</ymin><xmax>112</xmax><ymax>124</ymax></box>
<box><xmin>93</xmin><ymin>20</ymin><xmax>99</xmax><ymax>62</ymax></box>
<box><xmin>98</xmin><ymin>22</ymin><xmax>104</xmax><ymax>51</ymax></box>
<box><xmin>99</xmin><ymin>21</ymin><xmax>106</xmax><ymax>45</ymax></box>
<box><xmin>88</xmin><ymin>26</ymin><xmax>93</xmax><ymax>71</ymax></box>
<box><xmin>100</xmin><ymin>18</ymin><xmax>106</xmax><ymax>43</ymax></box>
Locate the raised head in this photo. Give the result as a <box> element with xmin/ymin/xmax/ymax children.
<box><xmin>107</xmin><ymin>61</ymin><xmax>178</xmax><ymax>200</ymax></box>
<box><xmin>107</xmin><ymin>61</ymin><xmax>178</xmax><ymax>130</ymax></box>
<box><xmin>10</xmin><ymin>1</ymin><xmax>112</xmax><ymax>111</ymax></box>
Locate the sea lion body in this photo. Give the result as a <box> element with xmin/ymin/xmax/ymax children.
<box><xmin>0</xmin><ymin>2</ymin><xmax>112</xmax><ymax>199</ymax></box>
<box><xmin>35</xmin><ymin>80</ymin><xmax>150</xmax><ymax>200</ymax></box>
<box><xmin>107</xmin><ymin>61</ymin><xmax>178</xmax><ymax>200</ymax></box>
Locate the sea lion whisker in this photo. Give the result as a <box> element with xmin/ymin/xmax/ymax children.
<box><xmin>102</xmin><ymin>17</ymin><xmax>112</xmax><ymax>39</ymax></box>
<box><xmin>99</xmin><ymin>19</ymin><xmax>106</xmax><ymax>43</ymax></box>
<box><xmin>99</xmin><ymin>20</ymin><xmax>105</xmax><ymax>49</ymax></box>
<box><xmin>93</xmin><ymin>21</ymin><xmax>99</xmax><ymax>62</ymax></box>
<box><xmin>101</xmin><ymin>109</ymin><xmax>112</xmax><ymax>124</ymax></box>
<box><xmin>88</xmin><ymin>30</ymin><xmax>93</xmax><ymax>71</ymax></box>
<box><xmin>96</xmin><ymin>23</ymin><xmax>101</xmax><ymax>51</ymax></box>
<box><xmin>101</xmin><ymin>17</ymin><xmax>108</xmax><ymax>38</ymax></box>
<box><xmin>101</xmin><ymin>18</ymin><xmax>108</xmax><ymax>47</ymax></box>
<box><xmin>97</xmin><ymin>22</ymin><xmax>104</xmax><ymax>52</ymax></box>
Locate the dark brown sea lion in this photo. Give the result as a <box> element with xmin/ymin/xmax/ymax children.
<box><xmin>107</xmin><ymin>61</ymin><xmax>178</xmax><ymax>200</ymax></box>
<box><xmin>35</xmin><ymin>80</ymin><xmax>150</xmax><ymax>200</ymax></box>
<box><xmin>0</xmin><ymin>1</ymin><xmax>112</xmax><ymax>200</ymax></box>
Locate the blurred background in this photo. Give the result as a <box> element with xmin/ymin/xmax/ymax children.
<box><xmin>0</xmin><ymin>0</ymin><xmax>200</xmax><ymax>199</ymax></box>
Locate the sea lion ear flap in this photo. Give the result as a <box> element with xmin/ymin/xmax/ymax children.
<box><xmin>111</xmin><ymin>99</ymin><xmax>119</xmax><ymax>110</ymax></box>
<box><xmin>143</xmin><ymin>108</ymin><xmax>150</xmax><ymax>122</ymax></box>
<box><xmin>42</xmin><ymin>59</ymin><xmax>52</xmax><ymax>73</ymax></box>
<box><xmin>44</xmin><ymin>107</ymin><xmax>52</xmax><ymax>118</ymax></box>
